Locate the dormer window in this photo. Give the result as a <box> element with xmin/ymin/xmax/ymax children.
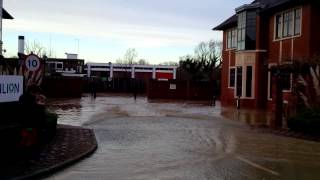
<box><xmin>237</xmin><ymin>12</ymin><xmax>246</xmax><ymax>50</ymax></box>
<box><xmin>236</xmin><ymin>10</ymin><xmax>257</xmax><ymax>51</ymax></box>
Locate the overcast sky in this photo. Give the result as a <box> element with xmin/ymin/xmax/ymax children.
<box><xmin>2</xmin><ymin>0</ymin><xmax>250</xmax><ymax>64</ymax></box>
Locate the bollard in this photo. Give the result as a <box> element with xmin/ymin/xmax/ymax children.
<box><xmin>212</xmin><ymin>96</ymin><xmax>216</xmax><ymax>106</ymax></box>
<box><xmin>236</xmin><ymin>96</ymin><xmax>241</xmax><ymax>109</ymax></box>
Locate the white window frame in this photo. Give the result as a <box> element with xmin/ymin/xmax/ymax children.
<box><xmin>274</xmin><ymin>7</ymin><xmax>302</xmax><ymax>41</ymax></box>
<box><xmin>226</xmin><ymin>28</ymin><xmax>237</xmax><ymax>50</ymax></box>
<box><xmin>234</xmin><ymin>65</ymin><xmax>255</xmax><ymax>99</ymax></box>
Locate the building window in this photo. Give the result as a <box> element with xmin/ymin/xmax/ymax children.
<box><xmin>282</xmin><ymin>72</ymin><xmax>292</xmax><ymax>91</ymax></box>
<box><xmin>236</xmin><ymin>66</ymin><xmax>243</xmax><ymax>97</ymax></box>
<box><xmin>276</xmin><ymin>15</ymin><xmax>282</xmax><ymax>39</ymax></box>
<box><xmin>227</xmin><ymin>31</ymin><xmax>231</xmax><ymax>49</ymax></box>
<box><xmin>237</xmin><ymin>12</ymin><xmax>246</xmax><ymax>50</ymax></box>
<box><xmin>246</xmin><ymin>66</ymin><xmax>253</xmax><ymax>97</ymax></box>
<box><xmin>227</xmin><ymin>29</ymin><xmax>237</xmax><ymax>49</ymax></box>
<box><xmin>283</xmin><ymin>11</ymin><xmax>293</xmax><ymax>37</ymax></box>
<box><xmin>57</xmin><ymin>64</ymin><xmax>63</xmax><ymax>69</ymax></box>
<box><xmin>275</xmin><ymin>8</ymin><xmax>302</xmax><ymax>39</ymax></box>
<box><xmin>229</xmin><ymin>68</ymin><xmax>235</xmax><ymax>88</ymax></box>
<box><xmin>234</xmin><ymin>66</ymin><xmax>255</xmax><ymax>98</ymax></box>
<box><xmin>294</xmin><ymin>8</ymin><xmax>301</xmax><ymax>35</ymax></box>
<box><xmin>232</xmin><ymin>29</ymin><xmax>237</xmax><ymax>48</ymax></box>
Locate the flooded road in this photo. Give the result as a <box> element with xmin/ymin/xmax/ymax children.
<box><xmin>47</xmin><ymin>94</ymin><xmax>320</xmax><ymax>180</ymax></box>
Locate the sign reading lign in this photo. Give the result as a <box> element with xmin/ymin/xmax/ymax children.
<box><xmin>0</xmin><ymin>76</ymin><xmax>24</xmax><ymax>103</ymax></box>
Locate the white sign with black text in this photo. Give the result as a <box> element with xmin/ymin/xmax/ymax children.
<box><xmin>170</xmin><ymin>84</ymin><xmax>177</xmax><ymax>90</ymax></box>
<box><xmin>25</xmin><ymin>54</ymin><xmax>41</xmax><ymax>72</ymax></box>
<box><xmin>0</xmin><ymin>76</ymin><xmax>24</xmax><ymax>103</ymax></box>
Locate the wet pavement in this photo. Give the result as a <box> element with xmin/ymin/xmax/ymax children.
<box><xmin>47</xmin><ymin>94</ymin><xmax>320</xmax><ymax>180</ymax></box>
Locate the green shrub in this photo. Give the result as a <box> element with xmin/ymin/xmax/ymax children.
<box><xmin>288</xmin><ymin>109</ymin><xmax>320</xmax><ymax>135</ymax></box>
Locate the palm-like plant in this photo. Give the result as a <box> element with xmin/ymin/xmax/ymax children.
<box><xmin>297</xmin><ymin>65</ymin><xmax>320</xmax><ymax>109</ymax></box>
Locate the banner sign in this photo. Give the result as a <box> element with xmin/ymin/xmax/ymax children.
<box><xmin>0</xmin><ymin>75</ymin><xmax>24</xmax><ymax>103</ymax></box>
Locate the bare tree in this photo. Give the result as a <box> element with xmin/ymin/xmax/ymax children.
<box><xmin>25</xmin><ymin>40</ymin><xmax>56</xmax><ymax>58</ymax></box>
<box><xmin>123</xmin><ymin>48</ymin><xmax>138</xmax><ymax>65</ymax></box>
<box><xmin>137</xmin><ymin>59</ymin><xmax>149</xmax><ymax>65</ymax></box>
<box><xmin>179</xmin><ymin>40</ymin><xmax>222</xmax><ymax>81</ymax></box>
<box><xmin>115</xmin><ymin>58</ymin><xmax>123</xmax><ymax>64</ymax></box>
<box><xmin>194</xmin><ymin>40</ymin><xmax>222</xmax><ymax>70</ymax></box>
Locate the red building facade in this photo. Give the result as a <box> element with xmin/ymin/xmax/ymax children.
<box><xmin>214</xmin><ymin>0</ymin><xmax>320</xmax><ymax>110</ymax></box>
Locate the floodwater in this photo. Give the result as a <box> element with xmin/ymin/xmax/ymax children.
<box><xmin>47</xmin><ymin>94</ymin><xmax>320</xmax><ymax>180</ymax></box>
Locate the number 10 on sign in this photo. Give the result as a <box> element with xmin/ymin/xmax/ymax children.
<box><xmin>25</xmin><ymin>54</ymin><xmax>41</xmax><ymax>71</ymax></box>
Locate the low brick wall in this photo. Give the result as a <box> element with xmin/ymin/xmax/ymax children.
<box><xmin>42</xmin><ymin>76</ymin><xmax>83</xmax><ymax>98</ymax></box>
<box><xmin>147</xmin><ymin>80</ymin><xmax>214</xmax><ymax>100</ymax></box>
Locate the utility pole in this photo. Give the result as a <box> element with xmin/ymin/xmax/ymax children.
<box><xmin>0</xmin><ymin>0</ymin><xmax>3</xmax><ymax>56</ymax></box>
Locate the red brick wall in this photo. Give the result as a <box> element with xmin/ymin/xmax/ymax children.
<box><xmin>148</xmin><ymin>80</ymin><xmax>213</xmax><ymax>100</ymax></box>
<box><xmin>113</xmin><ymin>72</ymin><xmax>130</xmax><ymax>78</ymax></box>
<box><xmin>266</xmin><ymin>4</ymin><xmax>316</xmax><ymax>112</ymax></box>
<box><xmin>156</xmin><ymin>72</ymin><xmax>173</xmax><ymax>80</ymax></box>
<box><xmin>135</xmin><ymin>72</ymin><xmax>152</xmax><ymax>80</ymax></box>
<box><xmin>220</xmin><ymin>30</ymin><xmax>237</xmax><ymax>107</ymax></box>
<box><xmin>267</xmin><ymin>4</ymin><xmax>312</xmax><ymax>63</ymax></box>
<box><xmin>310</xmin><ymin>3</ymin><xmax>320</xmax><ymax>56</ymax></box>
<box><xmin>42</xmin><ymin>77</ymin><xmax>83</xmax><ymax>98</ymax></box>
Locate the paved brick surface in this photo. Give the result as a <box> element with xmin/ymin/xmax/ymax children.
<box><xmin>0</xmin><ymin>125</ymin><xmax>97</xmax><ymax>180</ymax></box>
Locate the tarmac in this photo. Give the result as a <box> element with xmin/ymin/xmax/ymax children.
<box><xmin>0</xmin><ymin>125</ymin><xmax>97</xmax><ymax>180</ymax></box>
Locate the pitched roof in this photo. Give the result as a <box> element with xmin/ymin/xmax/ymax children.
<box><xmin>213</xmin><ymin>0</ymin><xmax>299</xmax><ymax>30</ymax></box>
<box><xmin>212</xmin><ymin>15</ymin><xmax>237</xmax><ymax>31</ymax></box>
<box><xmin>3</xmin><ymin>8</ymin><xmax>13</xmax><ymax>19</ymax></box>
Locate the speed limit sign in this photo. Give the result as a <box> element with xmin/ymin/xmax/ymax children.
<box><xmin>25</xmin><ymin>54</ymin><xmax>41</xmax><ymax>71</ymax></box>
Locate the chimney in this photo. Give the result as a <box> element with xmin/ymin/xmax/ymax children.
<box><xmin>18</xmin><ymin>36</ymin><xmax>25</xmax><ymax>54</ymax></box>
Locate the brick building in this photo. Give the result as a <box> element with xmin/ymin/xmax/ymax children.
<box><xmin>213</xmin><ymin>0</ymin><xmax>320</xmax><ymax>110</ymax></box>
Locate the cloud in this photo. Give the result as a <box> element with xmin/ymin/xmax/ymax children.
<box><xmin>4</xmin><ymin>16</ymin><xmax>220</xmax><ymax>49</ymax></box>
<box><xmin>3</xmin><ymin>0</ymin><xmax>231</xmax><ymax>62</ymax></box>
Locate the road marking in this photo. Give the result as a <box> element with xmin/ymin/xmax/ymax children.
<box><xmin>236</xmin><ymin>156</ymin><xmax>280</xmax><ymax>176</ymax></box>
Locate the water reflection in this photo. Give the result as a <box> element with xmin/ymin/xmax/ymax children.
<box><xmin>221</xmin><ymin>107</ymin><xmax>273</xmax><ymax>128</ymax></box>
<box><xmin>46</xmin><ymin>94</ymin><xmax>320</xmax><ymax>180</ymax></box>
<box><xmin>48</xmin><ymin>93</ymin><xmax>222</xmax><ymax>126</ymax></box>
